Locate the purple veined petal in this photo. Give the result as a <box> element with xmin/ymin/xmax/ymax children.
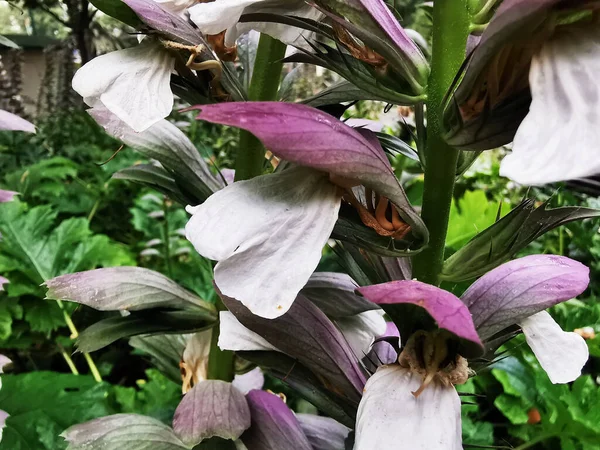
<box><xmin>461</xmin><ymin>255</ymin><xmax>589</xmax><ymax>341</ymax></box>
<box><xmin>357</xmin><ymin>0</ymin><xmax>428</xmax><ymax>79</ymax></box>
<box><xmin>232</xmin><ymin>367</ymin><xmax>265</xmax><ymax>395</ymax></box>
<box><xmin>190</xmin><ymin>102</ymin><xmax>426</xmax><ymax>240</ymax></box>
<box><xmin>172</xmin><ymin>381</ymin><xmax>251</xmax><ymax>446</ymax></box>
<box><xmin>0</xmin><ymin>276</ymin><xmax>8</xmax><ymax>292</ymax></box>
<box><xmin>365</xmin><ymin>321</ymin><xmax>400</xmax><ymax>371</ymax></box>
<box><xmin>296</xmin><ymin>414</ymin><xmax>351</xmax><ymax>450</ymax></box>
<box><xmin>354</xmin><ymin>365</ymin><xmax>462</xmax><ymax>450</ymax></box>
<box><xmin>0</xmin><ymin>190</ymin><xmax>18</xmax><ymax>203</ymax></box>
<box><xmin>242</xmin><ymin>390</ymin><xmax>312</xmax><ymax>450</ymax></box>
<box><xmin>220</xmin><ymin>291</ymin><xmax>367</xmax><ymax>403</ymax></box>
<box><xmin>358</xmin><ymin>280</ymin><xmax>484</xmax><ymax>358</ymax></box>
<box><xmin>301</xmin><ymin>272</ymin><xmax>380</xmax><ymax>318</ymax></box>
<box><xmin>62</xmin><ymin>414</ymin><xmax>188</xmax><ymax>449</ymax></box>
<box><xmin>0</xmin><ymin>109</ymin><xmax>35</xmax><ymax>133</ymax></box>
<box><xmin>123</xmin><ymin>0</ymin><xmax>209</xmax><ymax>46</ymax></box>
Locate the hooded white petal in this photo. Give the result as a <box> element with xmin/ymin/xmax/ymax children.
<box><xmin>500</xmin><ymin>25</ymin><xmax>600</xmax><ymax>185</ymax></box>
<box><xmin>72</xmin><ymin>41</ymin><xmax>174</xmax><ymax>133</ymax></box>
<box><xmin>186</xmin><ymin>167</ymin><xmax>340</xmax><ymax>319</ymax></box>
<box><xmin>154</xmin><ymin>0</ymin><xmax>197</xmax><ymax>16</ymax></box>
<box><xmin>188</xmin><ymin>0</ymin><xmax>322</xmax><ymax>47</ymax></box>
<box><xmin>354</xmin><ymin>365</ymin><xmax>462</xmax><ymax>450</ymax></box>
<box><xmin>335</xmin><ymin>310</ymin><xmax>387</xmax><ymax>360</ymax></box>
<box><xmin>519</xmin><ymin>311</ymin><xmax>589</xmax><ymax>384</ymax></box>
<box><xmin>218</xmin><ymin>311</ymin><xmax>280</xmax><ymax>352</ymax></box>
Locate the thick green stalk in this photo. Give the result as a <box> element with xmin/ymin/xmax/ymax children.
<box><xmin>207</xmin><ymin>298</ymin><xmax>235</xmax><ymax>382</ymax></box>
<box><xmin>412</xmin><ymin>0</ymin><xmax>470</xmax><ymax>285</ymax></box>
<box><xmin>234</xmin><ymin>34</ymin><xmax>287</xmax><ymax>181</ymax></box>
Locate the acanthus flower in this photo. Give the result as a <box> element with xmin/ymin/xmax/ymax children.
<box><xmin>184</xmin><ymin>102</ymin><xmax>426</xmax><ymax>318</ymax></box>
<box><xmin>353</xmin><ymin>254</ymin><xmax>590</xmax><ymax>449</ymax></box>
<box><xmin>443</xmin><ymin>0</ymin><xmax>600</xmax><ymax>184</ymax></box>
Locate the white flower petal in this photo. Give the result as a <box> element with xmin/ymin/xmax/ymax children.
<box><xmin>154</xmin><ymin>0</ymin><xmax>196</xmax><ymax>16</ymax></box>
<box><xmin>72</xmin><ymin>41</ymin><xmax>174</xmax><ymax>132</ymax></box>
<box><xmin>218</xmin><ymin>311</ymin><xmax>279</xmax><ymax>352</ymax></box>
<box><xmin>519</xmin><ymin>311</ymin><xmax>589</xmax><ymax>384</ymax></box>
<box><xmin>186</xmin><ymin>167</ymin><xmax>340</xmax><ymax>319</ymax></box>
<box><xmin>232</xmin><ymin>367</ymin><xmax>265</xmax><ymax>395</ymax></box>
<box><xmin>188</xmin><ymin>0</ymin><xmax>260</xmax><ymax>36</ymax></box>
<box><xmin>335</xmin><ymin>310</ymin><xmax>387</xmax><ymax>359</ymax></box>
<box><xmin>189</xmin><ymin>0</ymin><xmax>322</xmax><ymax>47</ymax></box>
<box><xmin>355</xmin><ymin>365</ymin><xmax>462</xmax><ymax>450</ymax></box>
<box><xmin>500</xmin><ymin>25</ymin><xmax>600</xmax><ymax>185</ymax></box>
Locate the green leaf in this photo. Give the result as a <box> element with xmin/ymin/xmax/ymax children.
<box><xmin>446</xmin><ymin>190</ymin><xmax>507</xmax><ymax>249</ymax></box>
<box><xmin>494</xmin><ymin>394</ymin><xmax>530</xmax><ymax>425</ymax></box>
<box><xmin>0</xmin><ymin>372</ymin><xmax>112</xmax><ymax>450</ymax></box>
<box><xmin>88</xmin><ymin>0</ymin><xmax>142</xmax><ymax>28</ymax></box>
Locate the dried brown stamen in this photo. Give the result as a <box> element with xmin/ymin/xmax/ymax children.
<box><xmin>343</xmin><ymin>188</ymin><xmax>411</xmax><ymax>239</ymax></box>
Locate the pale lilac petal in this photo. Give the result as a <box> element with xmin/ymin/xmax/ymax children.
<box><xmin>355</xmin><ymin>365</ymin><xmax>462</xmax><ymax>450</ymax></box>
<box><xmin>232</xmin><ymin>367</ymin><xmax>265</xmax><ymax>395</ymax></box>
<box><xmin>0</xmin><ymin>409</ymin><xmax>8</xmax><ymax>440</ymax></box>
<box><xmin>0</xmin><ymin>277</ymin><xmax>7</xmax><ymax>292</ymax></box>
<box><xmin>62</xmin><ymin>414</ymin><xmax>188</xmax><ymax>448</ymax></box>
<box><xmin>296</xmin><ymin>414</ymin><xmax>350</xmax><ymax>450</ymax></box>
<box><xmin>461</xmin><ymin>255</ymin><xmax>589</xmax><ymax>340</ymax></box>
<box><xmin>186</xmin><ymin>167</ymin><xmax>340</xmax><ymax>319</ymax></box>
<box><xmin>218</xmin><ymin>311</ymin><xmax>279</xmax><ymax>352</ymax></box>
<box><xmin>0</xmin><ymin>109</ymin><xmax>35</xmax><ymax>133</ymax></box>
<box><xmin>242</xmin><ymin>390</ymin><xmax>312</xmax><ymax>450</ymax></box>
<box><xmin>335</xmin><ymin>310</ymin><xmax>387</xmax><ymax>359</ymax></box>
<box><xmin>191</xmin><ymin>102</ymin><xmax>425</xmax><ymax>239</ymax></box>
<box><xmin>72</xmin><ymin>41</ymin><xmax>174</xmax><ymax>132</ymax></box>
<box><xmin>221</xmin><ymin>293</ymin><xmax>367</xmax><ymax>403</ymax></box>
<box><xmin>123</xmin><ymin>0</ymin><xmax>207</xmax><ymax>45</ymax></box>
<box><xmin>358</xmin><ymin>280</ymin><xmax>483</xmax><ymax>357</ymax></box>
<box><xmin>366</xmin><ymin>321</ymin><xmax>400</xmax><ymax>368</ymax></box>
<box><xmin>520</xmin><ymin>311</ymin><xmax>589</xmax><ymax>384</ymax></box>
<box><xmin>89</xmin><ymin>106</ymin><xmax>224</xmax><ymax>195</ymax></box>
<box><xmin>0</xmin><ymin>190</ymin><xmax>18</xmax><ymax>203</ymax></box>
<box><xmin>173</xmin><ymin>381</ymin><xmax>251</xmax><ymax>446</ymax></box>
<box><xmin>302</xmin><ymin>272</ymin><xmax>379</xmax><ymax>318</ymax></box>
<box><xmin>500</xmin><ymin>25</ymin><xmax>600</xmax><ymax>184</ymax></box>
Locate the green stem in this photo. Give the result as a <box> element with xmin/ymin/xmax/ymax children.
<box><xmin>412</xmin><ymin>0</ymin><xmax>471</xmax><ymax>285</ymax></box>
<box><xmin>207</xmin><ymin>298</ymin><xmax>235</xmax><ymax>382</ymax></box>
<box><xmin>56</xmin><ymin>299</ymin><xmax>103</xmax><ymax>382</ymax></box>
<box><xmin>234</xmin><ymin>34</ymin><xmax>286</xmax><ymax>181</ymax></box>
<box><xmin>512</xmin><ymin>434</ymin><xmax>557</xmax><ymax>450</ymax></box>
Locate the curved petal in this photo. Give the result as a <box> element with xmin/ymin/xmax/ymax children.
<box><xmin>520</xmin><ymin>311</ymin><xmax>589</xmax><ymax>384</ymax></box>
<box><xmin>190</xmin><ymin>102</ymin><xmax>426</xmax><ymax>240</ymax></box>
<box><xmin>296</xmin><ymin>414</ymin><xmax>350</xmax><ymax>450</ymax></box>
<box><xmin>500</xmin><ymin>25</ymin><xmax>600</xmax><ymax>184</ymax></box>
<box><xmin>186</xmin><ymin>167</ymin><xmax>340</xmax><ymax>319</ymax></box>
<box><xmin>0</xmin><ymin>190</ymin><xmax>17</xmax><ymax>204</ymax></box>
<box><xmin>218</xmin><ymin>311</ymin><xmax>279</xmax><ymax>352</ymax></box>
<box><xmin>0</xmin><ymin>109</ymin><xmax>35</xmax><ymax>133</ymax></box>
<box><xmin>461</xmin><ymin>255</ymin><xmax>589</xmax><ymax>340</ymax></box>
<box><xmin>182</xmin><ymin>329</ymin><xmax>212</xmax><ymax>385</ymax></box>
<box><xmin>358</xmin><ymin>280</ymin><xmax>483</xmax><ymax>358</ymax></box>
<box><xmin>355</xmin><ymin>365</ymin><xmax>462</xmax><ymax>450</ymax></box>
<box><xmin>242</xmin><ymin>390</ymin><xmax>312</xmax><ymax>450</ymax></box>
<box><xmin>335</xmin><ymin>310</ymin><xmax>387</xmax><ymax>359</ymax></box>
<box><xmin>172</xmin><ymin>381</ymin><xmax>251</xmax><ymax>446</ymax></box>
<box><xmin>72</xmin><ymin>41</ymin><xmax>174</xmax><ymax>132</ymax></box>
<box><xmin>188</xmin><ymin>0</ymin><xmax>259</xmax><ymax>36</ymax></box>
<box><xmin>0</xmin><ymin>277</ymin><xmax>8</xmax><ymax>292</ymax></box>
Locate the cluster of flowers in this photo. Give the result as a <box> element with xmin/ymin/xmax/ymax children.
<box><xmin>4</xmin><ymin>0</ymin><xmax>600</xmax><ymax>449</ymax></box>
